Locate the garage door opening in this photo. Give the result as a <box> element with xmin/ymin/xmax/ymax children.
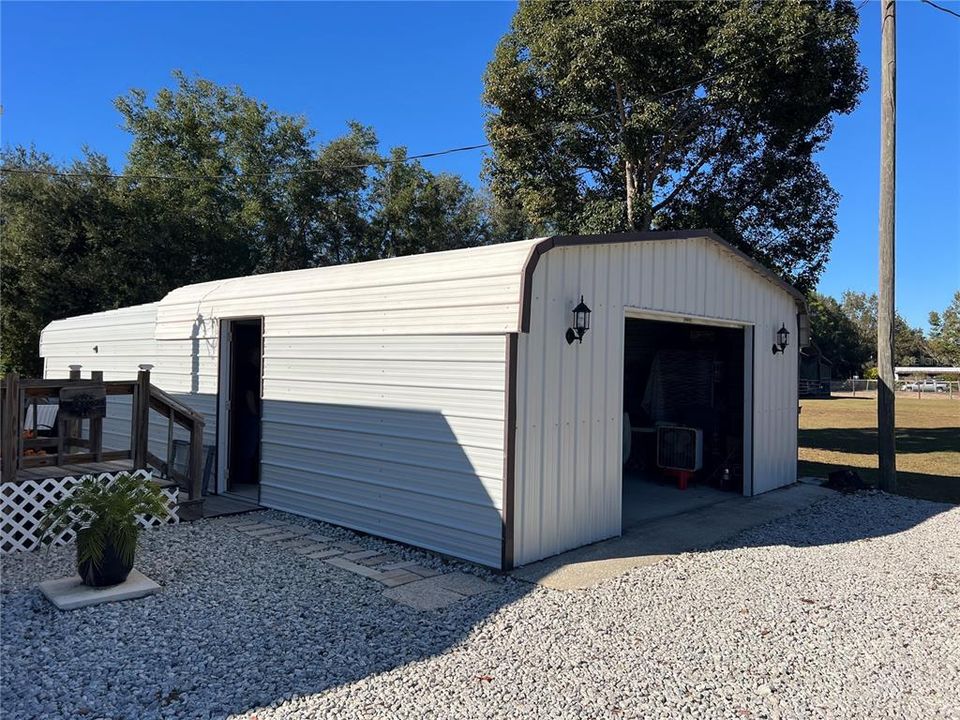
<box><xmin>622</xmin><ymin>315</ymin><xmax>749</xmax><ymax>529</ymax></box>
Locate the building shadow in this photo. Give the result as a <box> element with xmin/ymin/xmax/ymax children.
<box><xmin>4</xmin><ymin>400</ymin><xmax>956</xmax><ymax>719</ymax></box>
<box><xmin>799</xmin><ymin>426</ymin><xmax>960</xmax><ymax>455</ymax></box>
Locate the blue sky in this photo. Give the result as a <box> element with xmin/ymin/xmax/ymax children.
<box><xmin>2</xmin><ymin>1</ymin><xmax>957</xmax><ymax>328</ymax></box>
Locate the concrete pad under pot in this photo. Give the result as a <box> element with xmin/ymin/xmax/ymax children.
<box><xmin>39</xmin><ymin>570</ymin><xmax>160</xmax><ymax>611</ymax></box>
<box><xmin>38</xmin><ymin>473</ymin><xmax>170</xmax><ymax>597</ymax></box>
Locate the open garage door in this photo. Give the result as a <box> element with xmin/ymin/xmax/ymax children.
<box><xmin>621</xmin><ymin>313</ymin><xmax>753</xmax><ymax>529</ymax></box>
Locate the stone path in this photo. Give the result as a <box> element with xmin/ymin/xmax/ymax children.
<box><xmin>222</xmin><ymin>516</ymin><xmax>496</xmax><ymax>610</ymax></box>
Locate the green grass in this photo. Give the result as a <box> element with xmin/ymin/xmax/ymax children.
<box><xmin>798</xmin><ymin>396</ymin><xmax>960</xmax><ymax>504</ymax></box>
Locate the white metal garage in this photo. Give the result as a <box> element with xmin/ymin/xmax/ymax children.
<box><xmin>40</xmin><ymin>230</ymin><xmax>806</xmax><ymax>569</ymax></box>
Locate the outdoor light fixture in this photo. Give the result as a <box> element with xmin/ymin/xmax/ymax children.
<box><xmin>565</xmin><ymin>295</ymin><xmax>592</xmax><ymax>345</ymax></box>
<box><xmin>772</xmin><ymin>323</ymin><xmax>790</xmax><ymax>355</ymax></box>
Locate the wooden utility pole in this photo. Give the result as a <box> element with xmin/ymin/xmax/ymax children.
<box><xmin>877</xmin><ymin>0</ymin><xmax>897</xmax><ymax>492</ymax></box>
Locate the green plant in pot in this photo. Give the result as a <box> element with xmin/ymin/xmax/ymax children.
<box><xmin>40</xmin><ymin>473</ymin><xmax>170</xmax><ymax>587</ymax></box>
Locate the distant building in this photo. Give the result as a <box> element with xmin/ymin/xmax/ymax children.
<box><xmin>799</xmin><ymin>344</ymin><xmax>832</xmax><ymax>397</ymax></box>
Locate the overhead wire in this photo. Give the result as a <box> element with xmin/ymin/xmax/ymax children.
<box><xmin>0</xmin><ymin>0</ymin><xmax>871</xmax><ymax>184</ymax></box>
<box><xmin>920</xmin><ymin>0</ymin><xmax>960</xmax><ymax>20</ymax></box>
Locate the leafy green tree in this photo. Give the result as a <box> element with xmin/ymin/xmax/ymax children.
<box><xmin>2</xmin><ymin>73</ymin><xmax>497</xmax><ymax>374</ymax></box>
<box><xmin>840</xmin><ymin>290</ymin><xmax>878</xmax><ymax>345</ymax></box>
<box><xmin>116</xmin><ymin>71</ymin><xmax>368</xmax><ymax>278</ymax></box>
<box><xmin>0</xmin><ymin>148</ymin><xmax>145</xmax><ymax>374</ymax></box>
<box><xmin>806</xmin><ymin>292</ymin><xmax>871</xmax><ymax>377</ymax></box>
<box><xmin>928</xmin><ymin>291</ymin><xmax>960</xmax><ymax>365</ymax></box>
<box><xmin>839</xmin><ymin>289</ymin><xmax>934</xmax><ymax>368</ymax></box>
<box><xmin>483</xmin><ymin>0</ymin><xmax>865</xmax><ymax>289</ymax></box>
<box><xmin>365</xmin><ymin>148</ymin><xmax>491</xmax><ymax>259</ymax></box>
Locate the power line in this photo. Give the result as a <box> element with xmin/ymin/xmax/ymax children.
<box><xmin>921</xmin><ymin>0</ymin><xmax>960</xmax><ymax>19</ymax></box>
<box><xmin>1</xmin><ymin>0</ymin><xmax>870</xmax><ymax>184</ymax></box>
<box><xmin>0</xmin><ymin>143</ymin><xmax>492</xmax><ymax>182</ymax></box>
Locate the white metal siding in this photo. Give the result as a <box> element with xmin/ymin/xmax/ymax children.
<box><xmin>39</xmin><ymin>233</ymin><xmax>800</xmax><ymax>570</ymax></box>
<box><xmin>40</xmin><ymin>303</ymin><xmax>219</xmax><ymax>459</ymax></box>
<box><xmin>154</xmin><ymin>239</ymin><xmax>542</xmax><ymax>341</ymax></box>
<box><xmin>513</xmin><ymin>238</ymin><xmax>799</xmax><ymax>565</ymax></box>
<box><xmin>258</xmin><ymin>334</ymin><xmax>507</xmax><ymax>568</ymax></box>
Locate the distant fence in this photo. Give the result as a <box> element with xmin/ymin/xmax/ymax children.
<box><xmin>828</xmin><ymin>379</ymin><xmax>959</xmax><ymax>399</ymax></box>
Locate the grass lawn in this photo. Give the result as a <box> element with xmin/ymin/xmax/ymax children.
<box><xmin>798</xmin><ymin>396</ymin><xmax>959</xmax><ymax>504</ymax></box>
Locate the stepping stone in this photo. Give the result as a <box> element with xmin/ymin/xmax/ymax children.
<box><xmin>233</xmin><ymin>523</ymin><xmax>280</xmax><ymax>533</ymax></box>
<box><xmin>240</xmin><ymin>524</ymin><xmax>292</xmax><ymax>537</ymax></box>
<box><xmin>307</xmin><ymin>548</ymin><xmax>344</xmax><ymax>560</ymax></box>
<box><xmin>341</xmin><ymin>550</ymin><xmax>380</xmax><ymax>562</ymax></box>
<box><xmin>325</xmin><ymin>556</ymin><xmax>386</xmax><ymax>580</ymax></box>
<box><xmin>382</xmin><ymin>579</ymin><xmax>464</xmax><ymax>611</ymax></box>
<box><xmin>244</xmin><ymin>527</ymin><xmax>295</xmax><ymax>538</ymax></box>
<box><xmin>433</xmin><ymin>572</ymin><xmax>496</xmax><ymax>597</ymax></box>
<box><xmin>377</xmin><ymin>570</ymin><xmax>420</xmax><ymax>588</ymax></box>
<box><xmin>293</xmin><ymin>542</ymin><xmax>331</xmax><ymax>556</ymax></box>
<box><xmin>408</xmin><ymin>565</ymin><xmax>441</xmax><ymax>578</ymax></box>
<box><xmin>222</xmin><ymin>516</ymin><xmax>266</xmax><ymax>527</ymax></box>
<box><xmin>378</xmin><ymin>561</ymin><xmax>439</xmax><ymax>577</ymax></box>
<box><xmin>356</xmin><ymin>554</ymin><xmax>392</xmax><ymax>567</ymax></box>
<box><xmin>259</xmin><ymin>527</ymin><xmax>312</xmax><ymax>539</ymax></box>
<box><xmin>259</xmin><ymin>531</ymin><xmax>310</xmax><ymax>543</ymax></box>
<box><xmin>306</xmin><ymin>533</ymin><xmax>334</xmax><ymax>544</ymax></box>
<box><xmin>334</xmin><ymin>542</ymin><xmax>364</xmax><ymax>553</ymax></box>
<box><xmin>281</xmin><ymin>538</ymin><xmax>321</xmax><ymax>550</ymax></box>
<box><xmin>379</xmin><ymin>561</ymin><xmax>419</xmax><ymax>571</ymax></box>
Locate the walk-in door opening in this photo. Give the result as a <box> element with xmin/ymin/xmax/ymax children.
<box><xmin>217</xmin><ymin>318</ymin><xmax>263</xmax><ymax>501</ymax></box>
<box><xmin>621</xmin><ymin>315</ymin><xmax>747</xmax><ymax>529</ymax></box>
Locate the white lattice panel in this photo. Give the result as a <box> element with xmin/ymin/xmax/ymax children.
<box><xmin>0</xmin><ymin>470</ymin><xmax>179</xmax><ymax>555</ymax></box>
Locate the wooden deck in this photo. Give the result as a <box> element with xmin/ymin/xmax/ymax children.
<box><xmin>13</xmin><ymin>458</ymin><xmax>137</xmax><ymax>483</ymax></box>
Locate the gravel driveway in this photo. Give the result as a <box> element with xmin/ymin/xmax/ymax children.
<box><xmin>2</xmin><ymin>492</ymin><xmax>957</xmax><ymax>719</ymax></box>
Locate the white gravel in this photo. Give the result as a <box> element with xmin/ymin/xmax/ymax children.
<box><xmin>2</xmin><ymin>492</ymin><xmax>958</xmax><ymax>720</ymax></box>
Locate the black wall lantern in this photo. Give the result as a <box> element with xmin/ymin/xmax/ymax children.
<box><xmin>771</xmin><ymin>323</ymin><xmax>790</xmax><ymax>355</ymax></box>
<box><xmin>565</xmin><ymin>295</ymin><xmax>592</xmax><ymax>345</ymax></box>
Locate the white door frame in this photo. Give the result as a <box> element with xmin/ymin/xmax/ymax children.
<box><xmin>215</xmin><ymin>316</ymin><xmax>265</xmax><ymax>496</ymax></box>
<box><xmin>622</xmin><ymin>307</ymin><xmax>755</xmax><ymax>498</ymax></box>
<box><xmin>215</xmin><ymin>319</ymin><xmax>233</xmax><ymax>495</ymax></box>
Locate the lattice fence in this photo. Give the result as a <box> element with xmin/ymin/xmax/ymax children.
<box><xmin>0</xmin><ymin>470</ymin><xmax>178</xmax><ymax>555</ymax></box>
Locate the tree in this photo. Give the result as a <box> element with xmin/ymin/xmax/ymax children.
<box><xmin>840</xmin><ymin>290</ymin><xmax>878</xmax><ymax>351</ymax></box>
<box><xmin>1</xmin><ymin>149</ymin><xmax>137</xmax><ymax>374</ymax></box>
<box><xmin>2</xmin><ymin>72</ymin><xmax>497</xmax><ymax>374</ymax></box>
<box><xmin>929</xmin><ymin>291</ymin><xmax>960</xmax><ymax>365</ymax></box>
<box><xmin>365</xmin><ymin>148</ymin><xmax>491</xmax><ymax>260</ymax></box>
<box><xmin>806</xmin><ymin>292</ymin><xmax>872</xmax><ymax>377</ymax></box>
<box><xmin>483</xmin><ymin>0</ymin><xmax>866</xmax><ymax>290</ymax></box>
<box><xmin>839</xmin><ymin>289</ymin><xmax>933</xmax><ymax>368</ymax></box>
<box><xmin>115</xmin><ymin>72</ymin><xmax>382</xmax><ymax>278</ymax></box>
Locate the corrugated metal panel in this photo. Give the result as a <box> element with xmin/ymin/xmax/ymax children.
<box><xmin>258</xmin><ymin>334</ymin><xmax>507</xmax><ymax>568</ymax></box>
<box><xmin>514</xmin><ymin>238</ymin><xmax>799</xmax><ymax>566</ymax></box>
<box><xmin>40</xmin><ymin>301</ymin><xmax>219</xmax><ymax>460</ymax></box>
<box><xmin>154</xmin><ymin>239</ymin><xmax>542</xmax><ymax>340</ymax></box>
<box><xmin>39</xmin><ymin>233</ymin><xmax>799</xmax><ymax>570</ymax></box>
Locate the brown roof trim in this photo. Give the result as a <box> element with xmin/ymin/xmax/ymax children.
<box><xmin>518</xmin><ymin>229</ymin><xmax>806</xmax><ymax>333</ymax></box>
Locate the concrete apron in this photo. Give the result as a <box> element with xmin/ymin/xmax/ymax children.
<box><xmin>511</xmin><ymin>482</ymin><xmax>833</xmax><ymax>591</ymax></box>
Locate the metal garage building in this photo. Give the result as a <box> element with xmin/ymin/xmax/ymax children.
<box><xmin>40</xmin><ymin>230</ymin><xmax>806</xmax><ymax>569</ymax></box>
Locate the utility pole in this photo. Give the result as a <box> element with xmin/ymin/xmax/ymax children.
<box><xmin>877</xmin><ymin>0</ymin><xmax>897</xmax><ymax>492</ymax></box>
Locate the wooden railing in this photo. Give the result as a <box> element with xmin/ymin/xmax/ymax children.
<box><xmin>1</xmin><ymin>367</ymin><xmax>205</xmax><ymax>501</ymax></box>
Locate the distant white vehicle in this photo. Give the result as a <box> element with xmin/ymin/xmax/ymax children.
<box><xmin>901</xmin><ymin>379</ymin><xmax>948</xmax><ymax>393</ymax></box>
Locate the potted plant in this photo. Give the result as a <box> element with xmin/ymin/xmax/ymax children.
<box><xmin>40</xmin><ymin>473</ymin><xmax>170</xmax><ymax>587</ymax></box>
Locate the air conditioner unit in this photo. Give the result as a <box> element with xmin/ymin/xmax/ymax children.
<box><xmin>657</xmin><ymin>426</ymin><xmax>703</xmax><ymax>473</ymax></box>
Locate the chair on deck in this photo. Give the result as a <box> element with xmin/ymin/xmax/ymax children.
<box><xmin>169</xmin><ymin>440</ymin><xmax>216</xmax><ymax>496</ymax></box>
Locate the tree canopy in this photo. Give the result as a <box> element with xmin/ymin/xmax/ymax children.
<box><xmin>1</xmin><ymin>73</ymin><xmax>497</xmax><ymax>374</ymax></box>
<box><xmin>928</xmin><ymin>291</ymin><xmax>960</xmax><ymax>366</ymax></box>
<box><xmin>805</xmin><ymin>289</ymin><xmax>944</xmax><ymax>377</ymax></box>
<box><xmin>483</xmin><ymin>0</ymin><xmax>866</xmax><ymax>290</ymax></box>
